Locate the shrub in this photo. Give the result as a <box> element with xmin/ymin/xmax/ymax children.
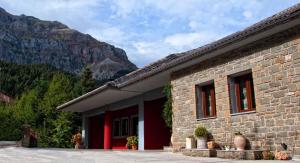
<box><xmin>194</xmin><ymin>126</ymin><xmax>208</xmax><ymax>138</ymax></box>
<box><xmin>126</xmin><ymin>136</ymin><xmax>138</xmax><ymax>146</ymax></box>
<box><xmin>162</xmin><ymin>83</ymin><xmax>172</xmax><ymax>129</ymax></box>
<box><xmin>234</xmin><ymin>131</ymin><xmax>243</xmax><ymax>136</ymax></box>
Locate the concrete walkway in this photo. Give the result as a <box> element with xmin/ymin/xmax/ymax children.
<box><xmin>0</xmin><ymin>147</ymin><xmax>299</xmax><ymax>163</ymax></box>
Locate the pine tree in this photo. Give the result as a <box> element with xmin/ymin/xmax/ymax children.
<box><xmin>81</xmin><ymin>67</ymin><xmax>96</xmax><ymax>94</ymax></box>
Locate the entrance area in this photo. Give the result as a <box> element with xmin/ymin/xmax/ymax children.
<box><xmin>144</xmin><ymin>98</ymin><xmax>171</xmax><ymax>149</ymax></box>
<box><xmin>86</xmin><ymin>97</ymin><xmax>171</xmax><ymax>150</ymax></box>
<box><xmin>88</xmin><ymin>114</ymin><xmax>104</xmax><ymax>149</ymax></box>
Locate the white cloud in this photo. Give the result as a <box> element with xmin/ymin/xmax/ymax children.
<box><xmin>243</xmin><ymin>11</ymin><xmax>253</xmax><ymax>20</ymax></box>
<box><xmin>0</xmin><ymin>0</ymin><xmax>299</xmax><ymax>67</ymax></box>
<box><xmin>164</xmin><ymin>32</ymin><xmax>222</xmax><ymax>49</ymax></box>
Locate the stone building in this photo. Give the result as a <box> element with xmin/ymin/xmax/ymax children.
<box><xmin>58</xmin><ymin>4</ymin><xmax>300</xmax><ymax>154</ymax></box>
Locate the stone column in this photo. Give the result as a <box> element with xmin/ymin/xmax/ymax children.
<box><xmin>82</xmin><ymin>115</ymin><xmax>88</xmax><ymax>148</ymax></box>
<box><xmin>138</xmin><ymin>97</ymin><xmax>145</xmax><ymax>150</ymax></box>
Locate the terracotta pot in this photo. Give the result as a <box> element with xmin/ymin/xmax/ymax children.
<box><xmin>207</xmin><ymin>141</ymin><xmax>215</xmax><ymax>149</ymax></box>
<box><xmin>170</xmin><ymin>135</ymin><xmax>174</xmax><ymax>146</ymax></box>
<box><xmin>186</xmin><ymin>137</ymin><xmax>196</xmax><ymax>149</ymax></box>
<box><xmin>75</xmin><ymin>143</ymin><xmax>80</xmax><ymax>149</ymax></box>
<box><xmin>234</xmin><ymin>135</ymin><xmax>246</xmax><ymax>151</ymax></box>
<box><xmin>196</xmin><ymin>137</ymin><xmax>207</xmax><ymax>149</ymax></box>
<box><xmin>132</xmin><ymin>144</ymin><xmax>138</xmax><ymax>150</ymax></box>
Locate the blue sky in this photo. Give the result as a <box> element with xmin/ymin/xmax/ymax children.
<box><xmin>0</xmin><ymin>0</ymin><xmax>299</xmax><ymax>67</ymax></box>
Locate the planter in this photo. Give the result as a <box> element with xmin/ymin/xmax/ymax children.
<box><xmin>186</xmin><ymin>137</ymin><xmax>196</xmax><ymax>149</ymax></box>
<box><xmin>196</xmin><ymin>137</ymin><xmax>207</xmax><ymax>149</ymax></box>
<box><xmin>132</xmin><ymin>144</ymin><xmax>138</xmax><ymax>150</ymax></box>
<box><xmin>234</xmin><ymin>135</ymin><xmax>246</xmax><ymax>151</ymax></box>
<box><xmin>75</xmin><ymin>143</ymin><xmax>80</xmax><ymax>149</ymax></box>
<box><xmin>207</xmin><ymin>141</ymin><xmax>215</xmax><ymax>149</ymax></box>
<box><xmin>170</xmin><ymin>135</ymin><xmax>174</xmax><ymax>146</ymax></box>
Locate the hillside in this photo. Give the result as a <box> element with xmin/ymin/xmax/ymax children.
<box><xmin>0</xmin><ymin>7</ymin><xmax>137</xmax><ymax>80</ymax></box>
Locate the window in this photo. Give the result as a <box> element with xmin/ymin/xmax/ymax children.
<box><xmin>121</xmin><ymin>118</ymin><xmax>129</xmax><ymax>136</ymax></box>
<box><xmin>196</xmin><ymin>83</ymin><xmax>216</xmax><ymax>119</ymax></box>
<box><xmin>113</xmin><ymin>119</ymin><xmax>120</xmax><ymax>137</ymax></box>
<box><xmin>229</xmin><ymin>72</ymin><xmax>256</xmax><ymax>113</ymax></box>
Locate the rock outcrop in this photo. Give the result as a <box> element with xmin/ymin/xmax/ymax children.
<box><xmin>0</xmin><ymin>7</ymin><xmax>137</xmax><ymax>80</ymax></box>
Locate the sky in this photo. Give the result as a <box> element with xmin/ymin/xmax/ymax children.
<box><xmin>0</xmin><ymin>0</ymin><xmax>299</xmax><ymax>67</ymax></box>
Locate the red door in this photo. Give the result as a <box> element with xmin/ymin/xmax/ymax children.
<box><xmin>144</xmin><ymin>98</ymin><xmax>171</xmax><ymax>149</ymax></box>
<box><xmin>88</xmin><ymin>114</ymin><xmax>104</xmax><ymax>149</ymax></box>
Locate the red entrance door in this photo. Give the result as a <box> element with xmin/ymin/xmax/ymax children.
<box><xmin>88</xmin><ymin>114</ymin><xmax>104</xmax><ymax>149</ymax></box>
<box><xmin>144</xmin><ymin>98</ymin><xmax>171</xmax><ymax>149</ymax></box>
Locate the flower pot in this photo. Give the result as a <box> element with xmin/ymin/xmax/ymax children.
<box><xmin>186</xmin><ymin>137</ymin><xmax>196</xmax><ymax>149</ymax></box>
<box><xmin>207</xmin><ymin>141</ymin><xmax>215</xmax><ymax>149</ymax></box>
<box><xmin>132</xmin><ymin>144</ymin><xmax>138</xmax><ymax>150</ymax></box>
<box><xmin>170</xmin><ymin>134</ymin><xmax>174</xmax><ymax>146</ymax></box>
<box><xmin>196</xmin><ymin>137</ymin><xmax>207</xmax><ymax>149</ymax></box>
<box><xmin>234</xmin><ymin>135</ymin><xmax>246</xmax><ymax>151</ymax></box>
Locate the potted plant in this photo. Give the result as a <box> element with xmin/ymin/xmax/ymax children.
<box><xmin>71</xmin><ymin>132</ymin><xmax>82</xmax><ymax>149</ymax></box>
<box><xmin>194</xmin><ymin>126</ymin><xmax>208</xmax><ymax>149</ymax></box>
<box><xmin>233</xmin><ymin>132</ymin><xmax>246</xmax><ymax>151</ymax></box>
<box><xmin>207</xmin><ymin>140</ymin><xmax>215</xmax><ymax>149</ymax></box>
<box><xmin>275</xmin><ymin>150</ymin><xmax>289</xmax><ymax>160</ymax></box>
<box><xmin>126</xmin><ymin>136</ymin><xmax>138</xmax><ymax>150</ymax></box>
<box><xmin>186</xmin><ymin>135</ymin><xmax>196</xmax><ymax>149</ymax></box>
<box><xmin>224</xmin><ymin>145</ymin><xmax>230</xmax><ymax>151</ymax></box>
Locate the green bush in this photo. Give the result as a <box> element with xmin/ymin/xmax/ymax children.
<box><xmin>126</xmin><ymin>136</ymin><xmax>138</xmax><ymax>146</ymax></box>
<box><xmin>194</xmin><ymin>126</ymin><xmax>208</xmax><ymax>138</ymax></box>
<box><xmin>0</xmin><ymin>107</ymin><xmax>22</xmax><ymax>140</ymax></box>
<box><xmin>162</xmin><ymin>83</ymin><xmax>172</xmax><ymax>129</ymax></box>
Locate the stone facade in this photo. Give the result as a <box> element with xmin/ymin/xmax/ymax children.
<box><xmin>171</xmin><ymin>26</ymin><xmax>300</xmax><ymax>153</ymax></box>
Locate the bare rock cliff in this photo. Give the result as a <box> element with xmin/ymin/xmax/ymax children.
<box><xmin>0</xmin><ymin>7</ymin><xmax>137</xmax><ymax>80</ymax></box>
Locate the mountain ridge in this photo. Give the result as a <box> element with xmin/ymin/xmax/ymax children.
<box><xmin>0</xmin><ymin>7</ymin><xmax>137</xmax><ymax>80</ymax></box>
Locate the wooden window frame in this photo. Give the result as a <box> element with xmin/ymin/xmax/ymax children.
<box><xmin>121</xmin><ymin>117</ymin><xmax>129</xmax><ymax>137</ymax></box>
<box><xmin>233</xmin><ymin>73</ymin><xmax>255</xmax><ymax>113</ymax></box>
<box><xmin>112</xmin><ymin>119</ymin><xmax>121</xmax><ymax>137</ymax></box>
<box><xmin>130</xmin><ymin>115</ymin><xmax>138</xmax><ymax>136</ymax></box>
<box><xmin>196</xmin><ymin>83</ymin><xmax>216</xmax><ymax>118</ymax></box>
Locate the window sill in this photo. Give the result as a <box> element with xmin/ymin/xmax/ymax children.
<box><xmin>230</xmin><ymin>110</ymin><xmax>256</xmax><ymax>116</ymax></box>
<box><xmin>112</xmin><ymin>136</ymin><xmax>128</xmax><ymax>139</ymax></box>
<box><xmin>196</xmin><ymin>116</ymin><xmax>217</xmax><ymax>121</ymax></box>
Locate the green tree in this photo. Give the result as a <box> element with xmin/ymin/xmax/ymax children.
<box><xmin>80</xmin><ymin>67</ymin><xmax>96</xmax><ymax>94</ymax></box>
<box><xmin>51</xmin><ymin>112</ymin><xmax>73</xmax><ymax>148</ymax></box>
<box><xmin>38</xmin><ymin>73</ymin><xmax>74</xmax><ymax>147</ymax></box>
<box><xmin>13</xmin><ymin>89</ymin><xmax>39</xmax><ymax>126</ymax></box>
<box><xmin>162</xmin><ymin>83</ymin><xmax>173</xmax><ymax>130</ymax></box>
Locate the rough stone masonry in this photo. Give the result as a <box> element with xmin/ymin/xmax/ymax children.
<box><xmin>171</xmin><ymin>26</ymin><xmax>300</xmax><ymax>154</ymax></box>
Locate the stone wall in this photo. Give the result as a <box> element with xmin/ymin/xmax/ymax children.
<box><xmin>171</xmin><ymin>26</ymin><xmax>300</xmax><ymax>153</ymax></box>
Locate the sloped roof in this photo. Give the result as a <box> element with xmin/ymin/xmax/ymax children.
<box><xmin>57</xmin><ymin>3</ymin><xmax>300</xmax><ymax>110</ymax></box>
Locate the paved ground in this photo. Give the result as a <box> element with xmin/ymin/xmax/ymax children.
<box><xmin>0</xmin><ymin>147</ymin><xmax>299</xmax><ymax>163</ymax></box>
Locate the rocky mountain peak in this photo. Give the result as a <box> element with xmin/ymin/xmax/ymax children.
<box><xmin>0</xmin><ymin>7</ymin><xmax>137</xmax><ymax>81</ymax></box>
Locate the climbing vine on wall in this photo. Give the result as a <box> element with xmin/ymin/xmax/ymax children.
<box><xmin>162</xmin><ymin>83</ymin><xmax>173</xmax><ymax>130</ymax></box>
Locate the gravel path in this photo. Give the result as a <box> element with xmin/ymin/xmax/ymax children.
<box><xmin>0</xmin><ymin>147</ymin><xmax>298</xmax><ymax>163</ymax></box>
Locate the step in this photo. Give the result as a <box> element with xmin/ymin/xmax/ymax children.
<box><xmin>0</xmin><ymin>141</ymin><xmax>18</xmax><ymax>148</ymax></box>
<box><xmin>293</xmin><ymin>155</ymin><xmax>300</xmax><ymax>161</ymax></box>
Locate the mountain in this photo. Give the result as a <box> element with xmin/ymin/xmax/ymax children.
<box><xmin>0</xmin><ymin>7</ymin><xmax>137</xmax><ymax>80</ymax></box>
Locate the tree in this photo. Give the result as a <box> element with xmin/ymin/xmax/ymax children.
<box><xmin>80</xmin><ymin>67</ymin><xmax>96</xmax><ymax>94</ymax></box>
<box><xmin>38</xmin><ymin>73</ymin><xmax>74</xmax><ymax>147</ymax></box>
<box><xmin>162</xmin><ymin>83</ymin><xmax>173</xmax><ymax>130</ymax></box>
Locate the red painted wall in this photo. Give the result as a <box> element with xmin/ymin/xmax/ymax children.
<box><xmin>88</xmin><ymin>114</ymin><xmax>104</xmax><ymax>149</ymax></box>
<box><xmin>111</xmin><ymin>106</ymin><xmax>138</xmax><ymax>150</ymax></box>
<box><xmin>144</xmin><ymin>98</ymin><xmax>171</xmax><ymax>149</ymax></box>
